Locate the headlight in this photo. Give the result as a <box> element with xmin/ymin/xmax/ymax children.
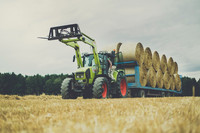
<box><xmin>76</xmin><ymin>72</ymin><xmax>84</xmax><ymax>79</ymax></box>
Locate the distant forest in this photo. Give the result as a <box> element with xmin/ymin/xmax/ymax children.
<box><xmin>0</xmin><ymin>72</ymin><xmax>199</xmax><ymax>96</ymax></box>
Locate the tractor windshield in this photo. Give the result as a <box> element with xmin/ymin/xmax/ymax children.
<box><xmin>83</xmin><ymin>55</ymin><xmax>94</xmax><ymax>67</ymax></box>
<box><xmin>83</xmin><ymin>54</ymin><xmax>103</xmax><ymax>67</ymax></box>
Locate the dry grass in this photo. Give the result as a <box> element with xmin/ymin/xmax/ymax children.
<box><xmin>0</xmin><ymin>95</ymin><xmax>200</xmax><ymax>133</ymax></box>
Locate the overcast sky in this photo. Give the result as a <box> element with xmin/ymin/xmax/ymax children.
<box><xmin>0</xmin><ymin>0</ymin><xmax>200</xmax><ymax>80</ymax></box>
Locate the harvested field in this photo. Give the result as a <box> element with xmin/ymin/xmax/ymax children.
<box><xmin>0</xmin><ymin>95</ymin><xmax>200</xmax><ymax>133</ymax></box>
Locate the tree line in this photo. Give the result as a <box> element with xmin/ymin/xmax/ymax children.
<box><xmin>0</xmin><ymin>72</ymin><xmax>199</xmax><ymax>96</ymax></box>
<box><xmin>0</xmin><ymin>73</ymin><xmax>68</xmax><ymax>95</ymax></box>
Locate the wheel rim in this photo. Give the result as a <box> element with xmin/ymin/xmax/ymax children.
<box><xmin>102</xmin><ymin>83</ymin><xmax>107</xmax><ymax>98</ymax></box>
<box><xmin>120</xmin><ymin>79</ymin><xmax>127</xmax><ymax>96</ymax></box>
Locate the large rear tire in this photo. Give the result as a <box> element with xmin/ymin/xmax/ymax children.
<box><xmin>61</xmin><ymin>78</ymin><xmax>77</xmax><ymax>99</ymax></box>
<box><xmin>113</xmin><ymin>73</ymin><xmax>128</xmax><ymax>98</ymax></box>
<box><xmin>93</xmin><ymin>77</ymin><xmax>109</xmax><ymax>99</ymax></box>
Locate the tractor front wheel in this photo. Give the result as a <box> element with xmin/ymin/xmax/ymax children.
<box><xmin>93</xmin><ymin>77</ymin><xmax>109</xmax><ymax>99</ymax></box>
<box><xmin>61</xmin><ymin>78</ymin><xmax>77</xmax><ymax>99</ymax></box>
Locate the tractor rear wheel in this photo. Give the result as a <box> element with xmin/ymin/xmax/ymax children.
<box><xmin>93</xmin><ymin>77</ymin><xmax>109</xmax><ymax>99</ymax></box>
<box><xmin>113</xmin><ymin>73</ymin><xmax>128</xmax><ymax>98</ymax></box>
<box><xmin>61</xmin><ymin>78</ymin><xmax>77</xmax><ymax>99</ymax></box>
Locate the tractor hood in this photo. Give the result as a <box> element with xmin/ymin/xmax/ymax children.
<box><xmin>75</xmin><ymin>67</ymin><xmax>96</xmax><ymax>84</ymax></box>
<box><xmin>76</xmin><ymin>67</ymin><xmax>91</xmax><ymax>73</ymax></box>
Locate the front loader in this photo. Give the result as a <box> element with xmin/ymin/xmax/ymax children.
<box><xmin>46</xmin><ymin>24</ymin><xmax>128</xmax><ymax>99</ymax></box>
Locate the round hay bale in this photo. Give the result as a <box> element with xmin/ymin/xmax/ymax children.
<box><xmin>124</xmin><ymin>68</ymin><xmax>135</xmax><ymax>83</ymax></box>
<box><xmin>139</xmin><ymin>64</ymin><xmax>147</xmax><ymax>86</ymax></box>
<box><xmin>175</xmin><ymin>74</ymin><xmax>181</xmax><ymax>91</ymax></box>
<box><xmin>125</xmin><ymin>67</ymin><xmax>135</xmax><ymax>75</ymax></box>
<box><xmin>168</xmin><ymin>57</ymin><xmax>175</xmax><ymax>75</ymax></box>
<box><xmin>174</xmin><ymin>62</ymin><xmax>178</xmax><ymax>74</ymax></box>
<box><xmin>163</xmin><ymin>71</ymin><xmax>170</xmax><ymax>89</ymax></box>
<box><xmin>116</xmin><ymin>42</ymin><xmax>122</xmax><ymax>53</ymax></box>
<box><xmin>160</xmin><ymin>54</ymin><xmax>167</xmax><ymax>73</ymax></box>
<box><xmin>147</xmin><ymin>66</ymin><xmax>156</xmax><ymax>88</ymax></box>
<box><xmin>156</xmin><ymin>69</ymin><xmax>164</xmax><ymax>88</ymax></box>
<box><xmin>169</xmin><ymin>75</ymin><xmax>175</xmax><ymax>90</ymax></box>
<box><xmin>143</xmin><ymin>47</ymin><xmax>152</xmax><ymax>69</ymax></box>
<box><xmin>118</xmin><ymin>42</ymin><xmax>144</xmax><ymax>66</ymax></box>
<box><xmin>152</xmin><ymin>51</ymin><xmax>160</xmax><ymax>71</ymax></box>
<box><xmin>126</xmin><ymin>76</ymin><xmax>135</xmax><ymax>83</ymax></box>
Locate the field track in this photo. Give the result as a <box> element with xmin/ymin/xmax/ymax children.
<box><xmin>0</xmin><ymin>95</ymin><xmax>200</xmax><ymax>133</ymax></box>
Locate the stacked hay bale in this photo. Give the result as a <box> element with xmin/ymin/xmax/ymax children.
<box><xmin>118</xmin><ymin>42</ymin><xmax>147</xmax><ymax>86</ymax></box>
<box><xmin>104</xmin><ymin>42</ymin><xmax>181</xmax><ymax>91</ymax></box>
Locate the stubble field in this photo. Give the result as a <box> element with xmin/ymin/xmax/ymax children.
<box><xmin>0</xmin><ymin>95</ymin><xmax>200</xmax><ymax>133</ymax></box>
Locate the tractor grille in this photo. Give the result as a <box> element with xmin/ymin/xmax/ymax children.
<box><xmin>76</xmin><ymin>72</ymin><xmax>84</xmax><ymax>79</ymax></box>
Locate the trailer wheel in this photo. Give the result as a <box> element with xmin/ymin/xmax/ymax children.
<box><xmin>138</xmin><ymin>90</ymin><xmax>146</xmax><ymax>98</ymax></box>
<box><xmin>93</xmin><ymin>77</ymin><xmax>109</xmax><ymax>99</ymax></box>
<box><xmin>161</xmin><ymin>92</ymin><xmax>166</xmax><ymax>97</ymax></box>
<box><xmin>61</xmin><ymin>78</ymin><xmax>77</xmax><ymax>99</ymax></box>
<box><xmin>166</xmin><ymin>92</ymin><xmax>171</xmax><ymax>97</ymax></box>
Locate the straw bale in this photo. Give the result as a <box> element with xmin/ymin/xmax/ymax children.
<box><xmin>147</xmin><ymin>66</ymin><xmax>156</xmax><ymax>88</ymax></box>
<box><xmin>143</xmin><ymin>47</ymin><xmax>152</xmax><ymax>69</ymax></box>
<box><xmin>124</xmin><ymin>68</ymin><xmax>135</xmax><ymax>83</ymax></box>
<box><xmin>168</xmin><ymin>57</ymin><xmax>175</xmax><ymax>75</ymax></box>
<box><xmin>160</xmin><ymin>55</ymin><xmax>167</xmax><ymax>73</ymax></box>
<box><xmin>152</xmin><ymin>51</ymin><xmax>160</xmax><ymax>71</ymax></box>
<box><xmin>163</xmin><ymin>71</ymin><xmax>170</xmax><ymax>89</ymax></box>
<box><xmin>175</xmin><ymin>74</ymin><xmax>181</xmax><ymax>91</ymax></box>
<box><xmin>119</xmin><ymin>42</ymin><xmax>144</xmax><ymax>66</ymax></box>
<box><xmin>169</xmin><ymin>75</ymin><xmax>175</xmax><ymax>90</ymax></box>
<box><xmin>139</xmin><ymin>64</ymin><xmax>147</xmax><ymax>86</ymax></box>
<box><xmin>156</xmin><ymin>69</ymin><xmax>164</xmax><ymax>88</ymax></box>
<box><xmin>174</xmin><ymin>62</ymin><xmax>178</xmax><ymax>74</ymax></box>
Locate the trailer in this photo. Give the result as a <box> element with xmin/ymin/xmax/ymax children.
<box><xmin>115</xmin><ymin>61</ymin><xmax>182</xmax><ymax>97</ymax></box>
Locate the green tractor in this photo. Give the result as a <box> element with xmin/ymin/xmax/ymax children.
<box><xmin>47</xmin><ymin>24</ymin><xmax>128</xmax><ymax>99</ymax></box>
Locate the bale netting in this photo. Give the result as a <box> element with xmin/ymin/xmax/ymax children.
<box><xmin>124</xmin><ymin>67</ymin><xmax>135</xmax><ymax>83</ymax></box>
<box><xmin>118</xmin><ymin>42</ymin><xmax>144</xmax><ymax>66</ymax></box>
<box><xmin>147</xmin><ymin>66</ymin><xmax>156</xmax><ymax>88</ymax></box>
<box><xmin>152</xmin><ymin>51</ymin><xmax>160</xmax><ymax>72</ymax></box>
<box><xmin>175</xmin><ymin>74</ymin><xmax>181</xmax><ymax>91</ymax></box>
<box><xmin>168</xmin><ymin>57</ymin><xmax>175</xmax><ymax>75</ymax></box>
<box><xmin>161</xmin><ymin>54</ymin><xmax>167</xmax><ymax>73</ymax></box>
<box><xmin>163</xmin><ymin>71</ymin><xmax>170</xmax><ymax>89</ymax></box>
<box><xmin>169</xmin><ymin>75</ymin><xmax>175</xmax><ymax>90</ymax></box>
<box><xmin>156</xmin><ymin>69</ymin><xmax>164</xmax><ymax>88</ymax></box>
<box><xmin>143</xmin><ymin>47</ymin><xmax>152</xmax><ymax>69</ymax></box>
<box><xmin>174</xmin><ymin>62</ymin><xmax>178</xmax><ymax>74</ymax></box>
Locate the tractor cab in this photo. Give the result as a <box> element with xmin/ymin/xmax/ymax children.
<box><xmin>82</xmin><ymin>51</ymin><xmax>115</xmax><ymax>75</ymax></box>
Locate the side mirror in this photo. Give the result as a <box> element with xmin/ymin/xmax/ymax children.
<box><xmin>73</xmin><ymin>55</ymin><xmax>76</xmax><ymax>62</ymax></box>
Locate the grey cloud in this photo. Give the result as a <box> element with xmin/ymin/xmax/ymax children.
<box><xmin>0</xmin><ymin>0</ymin><xmax>200</xmax><ymax>79</ymax></box>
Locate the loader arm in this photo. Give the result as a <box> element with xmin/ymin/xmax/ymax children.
<box><xmin>47</xmin><ymin>24</ymin><xmax>101</xmax><ymax>72</ymax></box>
<box><xmin>60</xmin><ymin>40</ymin><xmax>83</xmax><ymax>68</ymax></box>
<box><xmin>79</xmin><ymin>33</ymin><xmax>101</xmax><ymax>73</ymax></box>
<box><xmin>60</xmin><ymin>35</ymin><xmax>101</xmax><ymax>72</ymax></box>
